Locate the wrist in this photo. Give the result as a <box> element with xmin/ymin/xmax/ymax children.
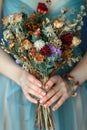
<box><xmin>64</xmin><ymin>74</ymin><xmax>80</xmax><ymax>97</ymax></box>
<box><xmin>18</xmin><ymin>68</ymin><xmax>30</xmax><ymax>87</ymax></box>
<box><xmin>15</xmin><ymin>67</ymin><xmax>24</xmax><ymax>86</ymax></box>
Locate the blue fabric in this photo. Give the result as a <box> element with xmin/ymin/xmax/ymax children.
<box><xmin>81</xmin><ymin>16</ymin><xmax>87</xmax><ymax>51</ymax></box>
<box><xmin>0</xmin><ymin>0</ymin><xmax>87</xmax><ymax>130</ymax></box>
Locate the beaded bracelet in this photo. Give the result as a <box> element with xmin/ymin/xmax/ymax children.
<box><xmin>64</xmin><ymin>74</ymin><xmax>80</xmax><ymax>97</ymax></box>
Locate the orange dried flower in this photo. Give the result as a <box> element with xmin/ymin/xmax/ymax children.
<box><xmin>30</xmin><ymin>47</ymin><xmax>36</xmax><ymax>56</ymax></box>
<box><xmin>34</xmin><ymin>53</ymin><xmax>44</xmax><ymax>63</ymax></box>
<box><xmin>2</xmin><ymin>17</ymin><xmax>9</xmax><ymax>25</ymax></box>
<box><xmin>29</xmin><ymin>13</ymin><xmax>36</xmax><ymax>19</ymax></box>
<box><xmin>62</xmin><ymin>49</ymin><xmax>72</xmax><ymax>58</ymax></box>
<box><xmin>9</xmin><ymin>42</ymin><xmax>15</xmax><ymax>48</ymax></box>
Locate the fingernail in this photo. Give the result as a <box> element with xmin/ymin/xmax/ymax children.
<box><xmin>53</xmin><ymin>107</ymin><xmax>56</xmax><ymax>111</ymax></box>
<box><xmin>45</xmin><ymin>85</ymin><xmax>49</xmax><ymax>89</ymax></box>
<box><xmin>41</xmin><ymin>91</ymin><xmax>46</xmax><ymax>96</ymax></box>
<box><xmin>35</xmin><ymin>100</ymin><xmax>38</xmax><ymax>104</ymax></box>
<box><xmin>40</xmin><ymin>99</ymin><xmax>43</xmax><ymax>103</ymax></box>
<box><xmin>37</xmin><ymin>83</ymin><xmax>42</xmax><ymax>87</ymax></box>
<box><xmin>44</xmin><ymin>104</ymin><xmax>48</xmax><ymax>109</ymax></box>
<box><xmin>40</xmin><ymin>95</ymin><xmax>43</xmax><ymax>98</ymax></box>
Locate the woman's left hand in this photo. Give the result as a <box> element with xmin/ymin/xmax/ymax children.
<box><xmin>40</xmin><ymin>75</ymin><xmax>72</xmax><ymax>111</ymax></box>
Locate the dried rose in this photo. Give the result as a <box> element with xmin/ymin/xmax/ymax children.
<box><xmin>40</xmin><ymin>45</ymin><xmax>51</xmax><ymax>56</ymax></box>
<box><xmin>72</xmin><ymin>36</ymin><xmax>81</xmax><ymax>46</ymax></box>
<box><xmin>37</xmin><ymin>2</ymin><xmax>48</xmax><ymax>14</ymax></box>
<box><xmin>61</xmin><ymin>33</ymin><xmax>73</xmax><ymax>45</ymax></box>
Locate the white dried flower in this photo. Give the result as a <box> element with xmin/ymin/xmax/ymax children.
<box><xmin>45</xmin><ymin>18</ymin><xmax>50</xmax><ymax>24</ymax></box>
<box><xmin>80</xmin><ymin>21</ymin><xmax>84</xmax><ymax>26</ymax></box>
<box><xmin>77</xmin><ymin>26</ymin><xmax>81</xmax><ymax>30</ymax></box>
<box><xmin>44</xmin><ymin>25</ymin><xmax>55</xmax><ymax>37</ymax></box>
<box><xmin>45</xmin><ymin>25</ymin><xmax>54</xmax><ymax>34</ymax></box>
<box><xmin>80</xmin><ymin>5</ymin><xmax>85</xmax><ymax>10</ymax></box>
<box><xmin>77</xmin><ymin>14</ymin><xmax>81</xmax><ymax>19</ymax></box>
<box><xmin>1</xmin><ymin>39</ymin><xmax>5</xmax><ymax>45</ymax></box>
<box><xmin>3</xmin><ymin>29</ymin><xmax>14</xmax><ymax>41</ymax></box>
<box><xmin>9</xmin><ymin>15</ymin><xmax>14</xmax><ymax>24</ymax></box>
<box><xmin>34</xmin><ymin>39</ymin><xmax>45</xmax><ymax>51</ymax></box>
<box><xmin>83</xmin><ymin>12</ymin><xmax>86</xmax><ymax>16</ymax></box>
<box><xmin>68</xmin><ymin>23</ymin><xmax>77</xmax><ymax>28</ymax></box>
<box><xmin>63</xmin><ymin>26</ymin><xmax>71</xmax><ymax>31</ymax></box>
<box><xmin>61</xmin><ymin>7</ymin><xmax>69</xmax><ymax>14</ymax></box>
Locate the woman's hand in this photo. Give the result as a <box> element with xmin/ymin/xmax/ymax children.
<box><xmin>19</xmin><ymin>70</ymin><xmax>46</xmax><ymax>104</ymax></box>
<box><xmin>40</xmin><ymin>75</ymin><xmax>72</xmax><ymax>111</ymax></box>
<box><xmin>0</xmin><ymin>49</ymin><xmax>46</xmax><ymax>104</ymax></box>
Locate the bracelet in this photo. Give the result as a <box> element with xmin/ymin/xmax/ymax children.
<box><xmin>64</xmin><ymin>74</ymin><xmax>80</xmax><ymax>97</ymax></box>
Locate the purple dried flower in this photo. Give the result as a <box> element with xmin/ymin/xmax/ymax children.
<box><xmin>48</xmin><ymin>43</ymin><xmax>62</xmax><ymax>55</ymax></box>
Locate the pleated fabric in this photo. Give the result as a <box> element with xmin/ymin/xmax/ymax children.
<box><xmin>0</xmin><ymin>0</ymin><xmax>87</xmax><ymax>130</ymax></box>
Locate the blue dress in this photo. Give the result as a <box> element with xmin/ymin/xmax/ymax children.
<box><xmin>0</xmin><ymin>0</ymin><xmax>87</xmax><ymax>130</ymax></box>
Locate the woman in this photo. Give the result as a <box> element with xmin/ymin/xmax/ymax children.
<box><xmin>0</xmin><ymin>0</ymin><xmax>87</xmax><ymax>130</ymax></box>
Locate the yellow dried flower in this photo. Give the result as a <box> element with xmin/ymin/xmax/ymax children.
<box><xmin>54</xmin><ymin>20</ymin><xmax>65</xmax><ymax>28</ymax></box>
<box><xmin>50</xmin><ymin>37</ymin><xmax>62</xmax><ymax>48</ymax></box>
<box><xmin>72</xmin><ymin>36</ymin><xmax>81</xmax><ymax>46</ymax></box>
<box><xmin>22</xmin><ymin>39</ymin><xmax>32</xmax><ymax>50</ymax></box>
<box><xmin>14</xmin><ymin>13</ymin><xmax>22</xmax><ymax>23</ymax></box>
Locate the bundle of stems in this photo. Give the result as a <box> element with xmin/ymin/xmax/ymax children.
<box><xmin>34</xmin><ymin>103</ymin><xmax>55</xmax><ymax>130</ymax></box>
<box><xmin>34</xmin><ymin>77</ymin><xmax>55</xmax><ymax>130</ymax></box>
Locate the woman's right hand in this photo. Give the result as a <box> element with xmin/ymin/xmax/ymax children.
<box><xmin>0</xmin><ymin>48</ymin><xmax>46</xmax><ymax>104</ymax></box>
<box><xmin>19</xmin><ymin>70</ymin><xmax>46</xmax><ymax>104</ymax></box>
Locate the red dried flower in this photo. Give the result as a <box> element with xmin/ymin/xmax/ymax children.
<box><xmin>61</xmin><ymin>33</ymin><xmax>73</xmax><ymax>45</ymax></box>
<box><xmin>37</xmin><ymin>2</ymin><xmax>48</xmax><ymax>14</ymax></box>
<box><xmin>40</xmin><ymin>45</ymin><xmax>51</xmax><ymax>56</ymax></box>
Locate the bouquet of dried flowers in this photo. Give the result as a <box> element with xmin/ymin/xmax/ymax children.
<box><xmin>0</xmin><ymin>2</ymin><xmax>86</xmax><ymax>130</ymax></box>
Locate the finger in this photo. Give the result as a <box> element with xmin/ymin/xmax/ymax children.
<box><xmin>45</xmin><ymin>75</ymin><xmax>60</xmax><ymax>89</ymax></box>
<box><xmin>28</xmin><ymin>73</ymin><xmax>42</xmax><ymax>87</ymax></box>
<box><xmin>43</xmin><ymin>91</ymin><xmax>62</xmax><ymax>108</ymax></box>
<box><xmin>23</xmin><ymin>91</ymin><xmax>38</xmax><ymax>104</ymax></box>
<box><xmin>25</xmin><ymin>81</ymin><xmax>46</xmax><ymax>97</ymax></box>
<box><xmin>40</xmin><ymin>85</ymin><xmax>60</xmax><ymax>104</ymax></box>
<box><xmin>52</xmin><ymin>94</ymin><xmax>67</xmax><ymax>111</ymax></box>
<box><xmin>23</xmin><ymin>85</ymin><xmax>44</xmax><ymax>99</ymax></box>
